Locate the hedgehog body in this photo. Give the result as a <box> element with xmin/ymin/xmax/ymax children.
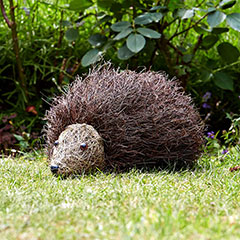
<box><xmin>44</xmin><ymin>64</ymin><xmax>204</xmax><ymax>176</ymax></box>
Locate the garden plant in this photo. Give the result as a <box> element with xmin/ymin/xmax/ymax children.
<box><xmin>0</xmin><ymin>0</ymin><xmax>240</xmax><ymax>239</ymax></box>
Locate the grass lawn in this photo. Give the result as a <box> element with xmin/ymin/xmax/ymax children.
<box><xmin>1</xmin><ymin>149</ymin><xmax>240</xmax><ymax>240</ymax></box>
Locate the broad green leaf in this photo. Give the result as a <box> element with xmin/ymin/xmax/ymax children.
<box><xmin>69</xmin><ymin>0</ymin><xmax>92</xmax><ymax>11</ymax></box>
<box><xmin>219</xmin><ymin>0</ymin><xmax>236</xmax><ymax>9</ymax></box>
<box><xmin>200</xmin><ymin>70</ymin><xmax>212</xmax><ymax>82</ymax></box>
<box><xmin>150</xmin><ymin>6</ymin><xmax>168</xmax><ymax>12</ymax></box>
<box><xmin>182</xmin><ymin>9</ymin><xmax>194</xmax><ymax>19</ymax></box>
<box><xmin>111</xmin><ymin>21</ymin><xmax>131</xmax><ymax>32</ymax></box>
<box><xmin>61</xmin><ymin>20</ymin><xmax>71</xmax><ymax>27</ymax></box>
<box><xmin>173</xmin><ymin>8</ymin><xmax>186</xmax><ymax>18</ymax></box>
<box><xmin>227</xmin><ymin>13</ymin><xmax>240</xmax><ymax>32</ymax></box>
<box><xmin>207</xmin><ymin>7</ymin><xmax>216</xmax><ymax>13</ymax></box>
<box><xmin>182</xmin><ymin>54</ymin><xmax>193</xmax><ymax>63</ymax></box>
<box><xmin>211</xmin><ymin>27</ymin><xmax>229</xmax><ymax>34</ymax></box>
<box><xmin>168</xmin><ymin>0</ymin><xmax>185</xmax><ymax>11</ymax></box>
<box><xmin>206</xmin><ymin>2</ymin><xmax>215</xmax><ymax>7</ymax></box>
<box><xmin>135</xmin><ymin>12</ymin><xmax>163</xmax><ymax>25</ymax></box>
<box><xmin>206</xmin><ymin>58</ymin><xmax>218</xmax><ymax>69</ymax></box>
<box><xmin>126</xmin><ymin>34</ymin><xmax>146</xmax><ymax>53</ymax></box>
<box><xmin>117</xmin><ymin>45</ymin><xmax>135</xmax><ymax>60</ymax></box>
<box><xmin>93</xmin><ymin>15</ymin><xmax>112</xmax><ymax>28</ymax></box>
<box><xmin>65</xmin><ymin>28</ymin><xmax>79</xmax><ymax>41</ymax></box>
<box><xmin>102</xmin><ymin>40</ymin><xmax>113</xmax><ymax>51</ymax></box>
<box><xmin>137</xmin><ymin>28</ymin><xmax>161</xmax><ymax>39</ymax></box>
<box><xmin>113</xmin><ymin>28</ymin><xmax>132</xmax><ymax>40</ymax></box>
<box><xmin>97</xmin><ymin>12</ymin><xmax>105</xmax><ymax>17</ymax></box>
<box><xmin>150</xmin><ymin>12</ymin><xmax>163</xmax><ymax>22</ymax></box>
<box><xmin>97</xmin><ymin>0</ymin><xmax>112</xmax><ymax>8</ymax></box>
<box><xmin>207</xmin><ymin>11</ymin><xmax>226</xmax><ymax>28</ymax></box>
<box><xmin>177</xmin><ymin>46</ymin><xmax>187</xmax><ymax>52</ymax></box>
<box><xmin>88</xmin><ymin>34</ymin><xmax>107</xmax><ymax>47</ymax></box>
<box><xmin>134</xmin><ymin>13</ymin><xmax>153</xmax><ymax>25</ymax></box>
<box><xmin>217</xmin><ymin>42</ymin><xmax>240</xmax><ymax>63</ymax></box>
<box><xmin>194</xmin><ymin>24</ymin><xmax>211</xmax><ymax>34</ymax></box>
<box><xmin>201</xmin><ymin>35</ymin><xmax>219</xmax><ymax>49</ymax></box>
<box><xmin>14</xmin><ymin>134</ymin><xmax>24</xmax><ymax>141</ymax></box>
<box><xmin>97</xmin><ymin>15</ymin><xmax>112</xmax><ymax>24</ymax></box>
<box><xmin>213</xmin><ymin>72</ymin><xmax>234</xmax><ymax>91</ymax></box>
<box><xmin>81</xmin><ymin>49</ymin><xmax>101</xmax><ymax>67</ymax></box>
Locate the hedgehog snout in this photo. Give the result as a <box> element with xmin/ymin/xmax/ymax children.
<box><xmin>50</xmin><ymin>165</ymin><xmax>59</xmax><ymax>174</ymax></box>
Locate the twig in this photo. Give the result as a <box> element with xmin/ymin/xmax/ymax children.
<box><xmin>167</xmin><ymin>41</ymin><xmax>184</xmax><ymax>56</ymax></box>
<box><xmin>0</xmin><ymin>0</ymin><xmax>12</xmax><ymax>28</ymax></box>
<box><xmin>1</xmin><ymin>0</ymin><xmax>27</xmax><ymax>102</ymax></box>
<box><xmin>212</xmin><ymin>60</ymin><xmax>240</xmax><ymax>73</ymax></box>
<box><xmin>168</xmin><ymin>12</ymin><xmax>209</xmax><ymax>41</ymax></box>
<box><xmin>9</xmin><ymin>1</ymin><xmax>26</xmax><ymax>91</ymax></box>
<box><xmin>192</xmin><ymin>34</ymin><xmax>203</xmax><ymax>55</ymax></box>
<box><xmin>148</xmin><ymin>44</ymin><xmax>158</xmax><ymax>69</ymax></box>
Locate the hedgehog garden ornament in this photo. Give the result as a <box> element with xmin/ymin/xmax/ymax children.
<box><xmin>44</xmin><ymin>64</ymin><xmax>204</xmax><ymax>177</ymax></box>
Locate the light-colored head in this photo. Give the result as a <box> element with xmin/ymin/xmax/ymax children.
<box><xmin>50</xmin><ymin>123</ymin><xmax>105</xmax><ymax>176</ymax></box>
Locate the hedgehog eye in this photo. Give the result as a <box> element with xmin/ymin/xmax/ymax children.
<box><xmin>54</xmin><ymin>140</ymin><xmax>59</xmax><ymax>146</ymax></box>
<box><xmin>80</xmin><ymin>142</ymin><xmax>88</xmax><ymax>150</ymax></box>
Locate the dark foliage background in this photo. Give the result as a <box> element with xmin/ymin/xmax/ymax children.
<box><xmin>0</xmin><ymin>0</ymin><xmax>240</xmax><ymax>152</ymax></box>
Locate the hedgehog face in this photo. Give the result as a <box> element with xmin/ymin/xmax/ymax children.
<box><xmin>49</xmin><ymin>123</ymin><xmax>105</xmax><ymax>176</ymax></box>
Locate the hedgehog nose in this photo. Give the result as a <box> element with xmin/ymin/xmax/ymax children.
<box><xmin>50</xmin><ymin>165</ymin><xmax>59</xmax><ymax>174</ymax></box>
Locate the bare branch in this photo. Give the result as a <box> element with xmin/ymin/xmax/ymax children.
<box><xmin>168</xmin><ymin>12</ymin><xmax>209</xmax><ymax>41</ymax></box>
<box><xmin>0</xmin><ymin>0</ymin><xmax>12</xmax><ymax>28</ymax></box>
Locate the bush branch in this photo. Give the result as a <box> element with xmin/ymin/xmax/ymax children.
<box><xmin>2</xmin><ymin>0</ymin><xmax>27</xmax><ymax>103</ymax></box>
<box><xmin>0</xmin><ymin>0</ymin><xmax>12</xmax><ymax>28</ymax></box>
<box><xmin>168</xmin><ymin>12</ymin><xmax>209</xmax><ymax>41</ymax></box>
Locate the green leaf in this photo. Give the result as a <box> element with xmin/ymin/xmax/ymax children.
<box><xmin>173</xmin><ymin>8</ymin><xmax>186</xmax><ymax>18</ymax></box>
<box><xmin>211</xmin><ymin>27</ymin><xmax>229</xmax><ymax>34</ymax></box>
<box><xmin>134</xmin><ymin>13</ymin><xmax>153</xmax><ymax>25</ymax></box>
<box><xmin>81</xmin><ymin>49</ymin><xmax>101</xmax><ymax>67</ymax></box>
<box><xmin>102</xmin><ymin>40</ymin><xmax>113</xmax><ymax>51</ymax></box>
<box><xmin>111</xmin><ymin>21</ymin><xmax>131</xmax><ymax>32</ymax></box>
<box><xmin>150</xmin><ymin>6</ymin><xmax>168</xmax><ymax>12</ymax></box>
<box><xmin>217</xmin><ymin>42</ymin><xmax>240</xmax><ymax>64</ymax></box>
<box><xmin>177</xmin><ymin>46</ymin><xmax>187</xmax><ymax>52</ymax></box>
<box><xmin>97</xmin><ymin>15</ymin><xmax>112</xmax><ymax>24</ymax></box>
<box><xmin>113</xmin><ymin>28</ymin><xmax>132</xmax><ymax>40</ymax></box>
<box><xmin>219</xmin><ymin>0</ymin><xmax>236</xmax><ymax>9</ymax></box>
<box><xmin>201</xmin><ymin>35</ymin><xmax>219</xmax><ymax>49</ymax></box>
<box><xmin>227</xmin><ymin>13</ymin><xmax>240</xmax><ymax>32</ymax></box>
<box><xmin>14</xmin><ymin>134</ymin><xmax>24</xmax><ymax>141</ymax></box>
<box><xmin>69</xmin><ymin>0</ymin><xmax>92</xmax><ymax>11</ymax></box>
<box><xmin>206</xmin><ymin>2</ymin><xmax>214</xmax><ymax>7</ymax></box>
<box><xmin>97</xmin><ymin>0</ymin><xmax>112</xmax><ymax>8</ymax></box>
<box><xmin>207</xmin><ymin>11</ymin><xmax>226</xmax><ymax>28</ymax></box>
<box><xmin>194</xmin><ymin>24</ymin><xmax>211</xmax><ymax>34</ymax></box>
<box><xmin>117</xmin><ymin>45</ymin><xmax>135</xmax><ymax>60</ymax></box>
<box><xmin>207</xmin><ymin>7</ymin><xmax>216</xmax><ymax>13</ymax></box>
<box><xmin>135</xmin><ymin>12</ymin><xmax>163</xmax><ymax>25</ymax></box>
<box><xmin>182</xmin><ymin>54</ymin><xmax>193</xmax><ymax>63</ymax></box>
<box><xmin>61</xmin><ymin>20</ymin><xmax>71</xmax><ymax>27</ymax></box>
<box><xmin>88</xmin><ymin>34</ymin><xmax>107</xmax><ymax>47</ymax></box>
<box><xmin>150</xmin><ymin>12</ymin><xmax>163</xmax><ymax>22</ymax></box>
<box><xmin>200</xmin><ymin>70</ymin><xmax>212</xmax><ymax>82</ymax></box>
<box><xmin>213</xmin><ymin>72</ymin><xmax>234</xmax><ymax>91</ymax></box>
<box><xmin>182</xmin><ymin>9</ymin><xmax>194</xmax><ymax>19</ymax></box>
<box><xmin>93</xmin><ymin>15</ymin><xmax>112</xmax><ymax>28</ymax></box>
<box><xmin>137</xmin><ymin>28</ymin><xmax>161</xmax><ymax>39</ymax></box>
<box><xmin>65</xmin><ymin>28</ymin><xmax>79</xmax><ymax>41</ymax></box>
<box><xmin>126</xmin><ymin>34</ymin><xmax>146</xmax><ymax>53</ymax></box>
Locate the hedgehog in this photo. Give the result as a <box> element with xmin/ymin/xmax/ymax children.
<box><xmin>44</xmin><ymin>63</ymin><xmax>204</xmax><ymax>177</ymax></box>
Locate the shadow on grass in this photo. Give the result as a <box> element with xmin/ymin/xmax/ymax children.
<box><xmin>52</xmin><ymin>159</ymin><xmax>200</xmax><ymax>180</ymax></box>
